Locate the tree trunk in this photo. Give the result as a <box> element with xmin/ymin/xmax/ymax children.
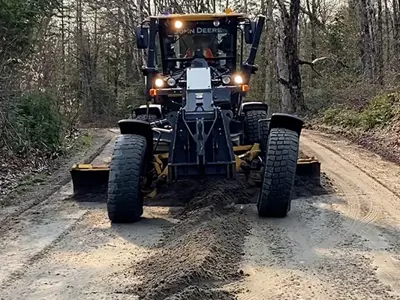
<box><xmin>114</xmin><ymin>7</ymin><xmax>122</xmax><ymax>98</ymax></box>
<box><xmin>384</xmin><ymin>0</ymin><xmax>390</xmax><ymax>67</ymax></box>
<box><xmin>61</xmin><ymin>0</ymin><xmax>66</xmax><ymax>98</ymax></box>
<box><xmin>76</xmin><ymin>0</ymin><xmax>84</xmax><ymax>106</ymax></box>
<box><xmin>377</xmin><ymin>0</ymin><xmax>384</xmax><ymax>84</ymax></box>
<box><xmin>309</xmin><ymin>0</ymin><xmax>317</xmax><ymax>87</ymax></box>
<box><xmin>358</xmin><ymin>0</ymin><xmax>374</xmax><ymax>81</ymax></box>
<box><xmin>276</xmin><ymin>0</ymin><xmax>304</xmax><ymax>113</ymax></box>
<box><xmin>367</xmin><ymin>0</ymin><xmax>377</xmax><ymax>82</ymax></box>
<box><xmin>124</xmin><ymin>1</ymin><xmax>134</xmax><ymax>86</ymax></box>
<box><xmin>393</xmin><ymin>0</ymin><xmax>400</xmax><ymax>67</ymax></box>
<box><xmin>276</xmin><ymin>18</ymin><xmax>292</xmax><ymax>112</ymax></box>
<box><xmin>264</xmin><ymin>0</ymin><xmax>275</xmax><ymax>110</ymax></box>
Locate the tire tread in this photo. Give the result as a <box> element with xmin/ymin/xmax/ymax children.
<box><xmin>245</xmin><ymin>110</ymin><xmax>268</xmax><ymax>144</ymax></box>
<box><xmin>136</xmin><ymin>114</ymin><xmax>158</xmax><ymax>122</ymax></box>
<box><xmin>258</xmin><ymin>128</ymin><xmax>299</xmax><ymax>218</ymax></box>
<box><xmin>107</xmin><ymin>134</ymin><xmax>146</xmax><ymax>223</ymax></box>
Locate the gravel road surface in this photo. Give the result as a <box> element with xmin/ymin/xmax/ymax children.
<box><xmin>0</xmin><ymin>129</ymin><xmax>399</xmax><ymax>300</ymax></box>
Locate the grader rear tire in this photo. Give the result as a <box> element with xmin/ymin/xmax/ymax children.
<box><xmin>136</xmin><ymin>114</ymin><xmax>158</xmax><ymax>122</ymax></box>
<box><xmin>244</xmin><ymin>110</ymin><xmax>268</xmax><ymax>145</ymax></box>
<box><xmin>257</xmin><ymin>128</ymin><xmax>299</xmax><ymax>218</ymax></box>
<box><xmin>107</xmin><ymin>134</ymin><xmax>147</xmax><ymax>223</ymax></box>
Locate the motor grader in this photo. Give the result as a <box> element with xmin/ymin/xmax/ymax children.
<box><xmin>70</xmin><ymin>11</ymin><xmax>320</xmax><ymax>223</ymax></box>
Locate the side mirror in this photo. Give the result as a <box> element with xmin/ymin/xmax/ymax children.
<box><xmin>135</xmin><ymin>26</ymin><xmax>149</xmax><ymax>49</ymax></box>
<box><xmin>244</xmin><ymin>21</ymin><xmax>256</xmax><ymax>44</ymax></box>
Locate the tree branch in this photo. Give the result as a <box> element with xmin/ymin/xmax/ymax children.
<box><xmin>276</xmin><ymin>0</ymin><xmax>289</xmax><ymax>21</ymax></box>
<box><xmin>299</xmin><ymin>56</ymin><xmax>349</xmax><ymax>77</ymax></box>
<box><xmin>299</xmin><ymin>5</ymin><xmax>325</xmax><ymax>28</ymax></box>
<box><xmin>299</xmin><ymin>59</ymin><xmax>323</xmax><ymax>77</ymax></box>
<box><xmin>278</xmin><ymin>77</ymin><xmax>290</xmax><ymax>86</ymax></box>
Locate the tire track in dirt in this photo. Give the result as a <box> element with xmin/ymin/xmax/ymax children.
<box><xmin>0</xmin><ymin>205</ymin><xmax>171</xmax><ymax>300</ymax></box>
<box><xmin>313</xmin><ymin>150</ymin><xmax>382</xmax><ymax>232</ymax></box>
<box><xmin>0</xmin><ymin>134</ymin><xmax>118</xmax><ymax>291</ymax></box>
<box><xmin>301</xmin><ymin>132</ymin><xmax>400</xmax><ymax>296</ymax></box>
<box><xmin>0</xmin><ymin>130</ymin><xmax>113</xmax><ymax>232</ymax></box>
<box><xmin>301</xmin><ymin>131</ymin><xmax>398</xmax><ymax>227</ymax></box>
<box><xmin>232</xmin><ymin>130</ymin><xmax>400</xmax><ymax>300</ymax></box>
<box><xmin>303</xmin><ymin>130</ymin><xmax>400</xmax><ymax>200</ymax></box>
<box><xmin>0</xmin><ymin>183</ymin><xmax>88</xmax><ymax>287</ymax></box>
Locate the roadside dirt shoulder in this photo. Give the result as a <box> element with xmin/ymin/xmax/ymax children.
<box><xmin>0</xmin><ymin>128</ymin><xmax>114</xmax><ymax>231</ymax></box>
<box><xmin>308</xmin><ymin>123</ymin><xmax>400</xmax><ymax>165</ymax></box>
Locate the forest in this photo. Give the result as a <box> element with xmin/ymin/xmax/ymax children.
<box><xmin>0</xmin><ymin>0</ymin><xmax>399</xmax><ymax>160</ymax></box>
<box><xmin>2</xmin><ymin>2</ymin><xmax>400</xmax><ymax>298</ymax></box>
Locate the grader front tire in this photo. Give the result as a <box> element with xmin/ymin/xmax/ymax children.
<box><xmin>257</xmin><ymin>128</ymin><xmax>299</xmax><ymax>218</ymax></box>
<box><xmin>107</xmin><ymin>134</ymin><xmax>147</xmax><ymax>223</ymax></box>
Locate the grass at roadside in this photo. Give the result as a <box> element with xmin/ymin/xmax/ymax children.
<box><xmin>310</xmin><ymin>90</ymin><xmax>400</xmax><ymax>164</ymax></box>
<box><xmin>322</xmin><ymin>92</ymin><xmax>399</xmax><ymax>130</ymax></box>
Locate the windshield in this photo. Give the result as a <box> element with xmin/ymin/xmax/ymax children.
<box><xmin>159</xmin><ymin>20</ymin><xmax>237</xmax><ymax>74</ymax></box>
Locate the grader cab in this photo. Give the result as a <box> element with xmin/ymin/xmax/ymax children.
<box><xmin>71</xmin><ymin>11</ymin><xmax>320</xmax><ymax>223</ymax></box>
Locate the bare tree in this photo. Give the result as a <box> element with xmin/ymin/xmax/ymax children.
<box><xmin>276</xmin><ymin>0</ymin><xmax>304</xmax><ymax>113</ymax></box>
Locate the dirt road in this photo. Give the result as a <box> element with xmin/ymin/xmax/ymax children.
<box><xmin>0</xmin><ymin>129</ymin><xmax>399</xmax><ymax>300</ymax></box>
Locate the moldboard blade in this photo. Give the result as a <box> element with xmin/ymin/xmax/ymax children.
<box><xmin>70</xmin><ymin>165</ymin><xmax>109</xmax><ymax>202</ymax></box>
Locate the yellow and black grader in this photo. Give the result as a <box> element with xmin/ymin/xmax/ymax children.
<box><xmin>70</xmin><ymin>11</ymin><xmax>320</xmax><ymax>223</ymax></box>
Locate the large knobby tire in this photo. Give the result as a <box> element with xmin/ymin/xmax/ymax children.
<box><xmin>107</xmin><ymin>134</ymin><xmax>147</xmax><ymax>223</ymax></box>
<box><xmin>257</xmin><ymin>128</ymin><xmax>299</xmax><ymax>218</ymax></box>
<box><xmin>136</xmin><ymin>114</ymin><xmax>158</xmax><ymax>122</ymax></box>
<box><xmin>244</xmin><ymin>110</ymin><xmax>268</xmax><ymax>145</ymax></box>
<box><xmin>244</xmin><ymin>110</ymin><xmax>269</xmax><ymax>157</ymax></box>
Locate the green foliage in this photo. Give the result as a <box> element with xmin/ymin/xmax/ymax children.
<box><xmin>116</xmin><ymin>85</ymin><xmax>147</xmax><ymax>118</ymax></box>
<box><xmin>323</xmin><ymin>6</ymin><xmax>360</xmax><ymax>70</ymax></box>
<box><xmin>80</xmin><ymin>133</ymin><xmax>93</xmax><ymax>148</ymax></box>
<box><xmin>323</xmin><ymin>107</ymin><xmax>361</xmax><ymax>127</ymax></box>
<box><xmin>0</xmin><ymin>0</ymin><xmax>59</xmax><ymax>61</ymax></box>
<box><xmin>7</xmin><ymin>92</ymin><xmax>64</xmax><ymax>155</ymax></box>
<box><xmin>323</xmin><ymin>92</ymin><xmax>398</xmax><ymax>130</ymax></box>
<box><xmin>359</xmin><ymin>93</ymin><xmax>397</xmax><ymax>129</ymax></box>
<box><xmin>323</xmin><ymin>108</ymin><xmax>341</xmax><ymax>124</ymax></box>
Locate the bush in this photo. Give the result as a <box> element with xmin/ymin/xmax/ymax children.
<box><xmin>322</xmin><ymin>108</ymin><xmax>342</xmax><ymax>125</ymax></box>
<box><xmin>322</xmin><ymin>91</ymin><xmax>398</xmax><ymax>131</ymax></box>
<box><xmin>359</xmin><ymin>93</ymin><xmax>396</xmax><ymax>130</ymax></box>
<box><xmin>6</xmin><ymin>92</ymin><xmax>64</xmax><ymax>155</ymax></box>
<box><xmin>323</xmin><ymin>108</ymin><xmax>361</xmax><ymax>128</ymax></box>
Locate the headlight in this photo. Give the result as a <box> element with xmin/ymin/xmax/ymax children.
<box><xmin>234</xmin><ymin>75</ymin><xmax>243</xmax><ymax>84</ymax></box>
<box><xmin>222</xmin><ymin>75</ymin><xmax>231</xmax><ymax>85</ymax></box>
<box><xmin>174</xmin><ymin>20</ymin><xmax>183</xmax><ymax>29</ymax></box>
<box><xmin>167</xmin><ymin>77</ymin><xmax>176</xmax><ymax>86</ymax></box>
<box><xmin>154</xmin><ymin>78</ymin><xmax>164</xmax><ymax>87</ymax></box>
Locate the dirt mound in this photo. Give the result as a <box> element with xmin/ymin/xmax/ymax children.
<box><xmin>122</xmin><ymin>179</ymin><xmax>252</xmax><ymax>300</ymax></box>
<box><xmin>165</xmin><ymin>286</ymin><xmax>234</xmax><ymax>300</ymax></box>
<box><xmin>181</xmin><ymin>179</ymin><xmax>255</xmax><ymax>210</ymax></box>
<box><xmin>115</xmin><ymin>168</ymin><xmax>331</xmax><ymax>299</ymax></box>
<box><xmin>146</xmin><ymin>176</ymin><xmax>256</xmax><ymax>207</ymax></box>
